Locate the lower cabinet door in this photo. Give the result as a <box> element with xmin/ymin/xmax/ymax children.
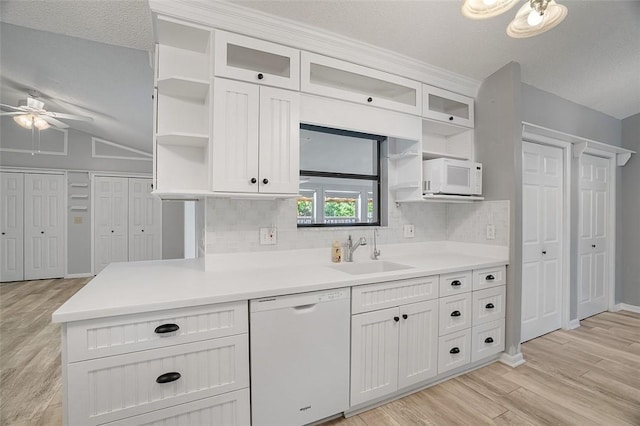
<box><xmin>437</xmin><ymin>329</ymin><xmax>471</xmax><ymax>375</ymax></box>
<box><xmin>471</xmin><ymin>319</ymin><xmax>505</xmax><ymax>362</ymax></box>
<box><xmin>103</xmin><ymin>388</ymin><xmax>250</xmax><ymax>426</ymax></box>
<box><xmin>67</xmin><ymin>335</ymin><xmax>249</xmax><ymax>425</ymax></box>
<box><xmin>398</xmin><ymin>300</ymin><xmax>438</xmax><ymax>389</ymax></box>
<box><xmin>350</xmin><ymin>307</ymin><xmax>399</xmax><ymax>407</ymax></box>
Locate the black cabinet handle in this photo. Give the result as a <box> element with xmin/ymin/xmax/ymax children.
<box><xmin>111</xmin><ymin>230</ymin><xmax>114</xmax><ymax>233</ymax></box>
<box><xmin>156</xmin><ymin>372</ymin><xmax>181</xmax><ymax>384</ymax></box>
<box><xmin>592</xmin><ymin>244</ymin><xmax>596</xmax><ymax>248</ymax></box>
<box><xmin>1</xmin><ymin>232</ymin><xmax>5</xmax><ymax>235</ymax></box>
<box><xmin>449</xmin><ymin>347</ymin><xmax>460</xmax><ymax>354</ymax></box>
<box><xmin>402</xmin><ymin>314</ymin><xmax>408</xmax><ymax>320</ymax></box>
<box><xmin>542</xmin><ymin>250</ymin><xmax>547</xmax><ymax>255</ymax></box>
<box><xmin>486</xmin><ymin>274</ymin><xmax>495</xmax><ymax>281</ymax></box>
<box><xmin>451</xmin><ymin>280</ymin><xmax>462</xmax><ymax>287</ymax></box>
<box><xmin>450</xmin><ymin>310</ymin><xmax>461</xmax><ymax>317</ymax></box>
<box><xmin>154</xmin><ymin>323</ymin><xmax>180</xmax><ymax>334</ymax></box>
<box><xmin>257</xmin><ymin>73</ymin><xmax>264</xmax><ymax>80</ymax></box>
<box><xmin>40</xmin><ymin>231</ymin><xmax>44</xmax><ymax>234</ymax></box>
<box><xmin>262</xmin><ymin>178</ymin><xmax>269</xmax><ymax>184</ymax></box>
<box><xmin>141</xmin><ymin>229</ymin><xmax>145</xmax><ymax>233</ymax></box>
<box><xmin>367</xmin><ymin>97</ymin><xmax>373</xmax><ymax>103</ymax></box>
<box><xmin>485</xmin><ymin>337</ymin><xmax>494</xmax><ymax>344</ymax></box>
<box><xmin>449</xmin><ymin>116</ymin><xmax>454</xmax><ymax>121</ymax></box>
<box><xmin>485</xmin><ymin>303</ymin><xmax>495</xmax><ymax>309</ymax></box>
<box><xmin>250</xmin><ymin>177</ymin><xmax>257</xmax><ymax>184</ymax></box>
<box><xmin>393</xmin><ymin>316</ymin><xmax>400</xmax><ymax>322</ymax></box>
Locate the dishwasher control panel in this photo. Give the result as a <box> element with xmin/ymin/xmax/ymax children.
<box><xmin>250</xmin><ymin>288</ymin><xmax>350</xmax><ymax>312</ymax></box>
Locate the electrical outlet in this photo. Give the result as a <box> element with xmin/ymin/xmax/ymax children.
<box><xmin>486</xmin><ymin>224</ymin><xmax>496</xmax><ymax>240</ymax></box>
<box><xmin>260</xmin><ymin>227</ymin><xmax>277</xmax><ymax>245</ymax></box>
<box><xmin>403</xmin><ymin>224</ymin><xmax>415</xmax><ymax>238</ymax></box>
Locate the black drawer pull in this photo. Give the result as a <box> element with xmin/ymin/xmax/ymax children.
<box><xmin>257</xmin><ymin>73</ymin><xmax>264</xmax><ymax>80</ymax></box>
<box><xmin>449</xmin><ymin>347</ymin><xmax>460</xmax><ymax>354</ymax></box>
<box><xmin>367</xmin><ymin>97</ymin><xmax>373</xmax><ymax>103</ymax></box>
<box><xmin>485</xmin><ymin>303</ymin><xmax>495</xmax><ymax>309</ymax></box>
<box><xmin>451</xmin><ymin>280</ymin><xmax>462</xmax><ymax>287</ymax></box>
<box><xmin>402</xmin><ymin>314</ymin><xmax>408</xmax><ymax>320</ymax></box>
<box><xmin>485</xmin><ymin>274</ymin><xmax>495</xmax><ymax>281</ymax></box>
<box><xmin>394</xmin><ymin>316</ymin><xmax>400</xmax><ymax>322</ymax></box>
<box><xmin>154</xmin><ymin>323</ymin><xmax>179</xmax><ymax>334</ymax></box>
<box><xmin>156</xmin><ymin>372</ymin><xmax>181</xmax><ymax>384</ymax></box>
<box><xmin>450</xmin><ymin>310</ymin><xmax>461</xmax><ymax>317</ymax></box>
<box><xmin>449</xmin><ymin>116</ymin><xmax>454</xmax><ymax>121</ymax></box>
<box><xmin>485</xmin><ymin>337</ymin><xmax>494</xmax><ymax>344</ymax></box>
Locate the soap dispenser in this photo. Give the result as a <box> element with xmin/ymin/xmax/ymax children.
<box><xmin>331</xmin><ymin>240</ymin><xmax>342</xmax><ymax>263</ymax></box>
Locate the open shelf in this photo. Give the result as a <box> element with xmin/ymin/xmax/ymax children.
<box><xmin>390</xmin><ymin>182</ymin><xmax>420</xmax><ymax>192</ymax></box>
<box><xmin>422</xmin><ymin>150</ymin><xmax>469</xmax><ymax>161</ymax></box>
<box><xmin>389</xmin><ymin>152</ymin><xmax>420</xmax><ymax>161</ymax></box>
<box><xmin>156</xmin><ymin>132</ymin><xmax>208</xmax><ymax>147</ymax></box>
<box><xmin>421</xmin><ymin>194</ymin><xmax>484</xmax><ymax>203</ymax></box>
<box><xmin>157</xmin><ymin>77</ymin><xmax>210</xmax><ymax>102</ymax></box>
<box><xmin>156</xmin><ymin>16</ymin><xmax>211</xmax><ymax>53</ymax></box>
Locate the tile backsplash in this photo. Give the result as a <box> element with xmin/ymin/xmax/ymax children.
<box><xmin>205</xmin><ymin>198</ymin><xmax>509</xmax><ymax>254</ymax></box>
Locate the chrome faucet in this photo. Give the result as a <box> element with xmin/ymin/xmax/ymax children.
<box><xmin>371</xmin><ymin>229</ymin><xmax>381</xmax><ymax>260</ymax></box>
<box><xmin>345</xmin><ymin>235</ymin><xmax>367</xmax><ymax>262</ymax></box>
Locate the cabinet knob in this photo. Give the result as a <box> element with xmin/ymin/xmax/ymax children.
<box><xmin>449</xmin><ymin>116</ymin><xmax>454</xmax><ymax>121</ymax></box>
<box><xmin>393</xmin><ymin>316</ymin><xmax>400</xmax><ymax>322</ymax></box>
<box><xmin>592</xmin><ymin>244</ymin><xmax>596</xmax><ymax>248</ymax></box>
<box><xmin>484</xmin><ymin>337</ymin><xmax>494</xmax><ymax>344</ymax></box>
<box><xmin>40</xmin><ymin>231</ymin><xmax>44</xmax><ymax>234</ymax></box>
<box><xmin>262</xmin><ymin>178</ymin><xmax>269</xmax><ymax>184</ymax></box>
<box><xmin>450</xmin><ymin>310</ymin><xmax>461</xmax><ymax>317</ymax></box>
<box><xmin>486</xmin><ymin>274</ymin><xmax>495</xmax><ymax>281</ymax></box>
<box><xmin>141</xmin><ymin>229</ymin><xmax>145</xmax><ymax>233</ymax></box>
<box><xmin>485</xmin><ymin>303</ymin><xmax>495</xmax><ymax>309</ymax></box>
<box><xmin>154</xmin><ymin>323</ymin><xmax>180</xmax><ymax>334</ymax></box>
<box><xmin>1</xmin><ymin>232</ymin><xmax>5</xmax><ymax>235</ymax></box>
<box><xmin>257</xmin><ymin>73</ymin><xmax>264</xmax><ymax>80</ymax></box>
<box><xmin>542</xmin><ymin>250</ymin><xmax>547</xmax><ymax>255</ymax></box>
<box><xmin>250</xmin><ymin>177</ymin><xmax>257</xmax><ymax>184</ymax></box>
<box><xmin>449</xmin><ymin>347</ymin><xmax>460</xmax><ymax>354</ymax></box>
<box><xmin>156</xmin><ymin>372</ymin><xmax>181</xmax><ymax>384</ymax></box>
<box><xmin>402</xmin><ymin>314</ymin><xmax>408</xmax><ymax>320</ymax></box>
<box><xmin>111</xmin><ymin>230</ymin><xmax>114</xmax><ymax>233</ymax></box>
<box><xmin>451</xmin><ymin>280</ymin><xmax>462</xmax><ymax>287</ymax></box>
<box><xmin>367</xmin><ymin>97</ymin><xmax>373</xmax><ymax>103</ymax></box>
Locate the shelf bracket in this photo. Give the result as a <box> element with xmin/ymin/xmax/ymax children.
<box><xmin>572</xmin><ymin>141</ymin><xmax>587</xmax><ymax>159</ymax></box>
<box><xmin>617</xmin><ymin>152</ymin><xmax>632</xmax><ymax>166</ymax></box>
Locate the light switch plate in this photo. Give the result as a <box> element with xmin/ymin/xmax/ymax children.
<box><xmin>403</xmin><ymin>224</ymin><xmax>415</xmax><ymax>238</ymax></box>
<box><xmin>486</xmin><ymin>224</ymin><xmax>496</xmax><ymax>240</ymax></box>
<box><xmin>260</xmin><ymin>227</ymin><xmax>277</xmax><ymax>245</ymax></box>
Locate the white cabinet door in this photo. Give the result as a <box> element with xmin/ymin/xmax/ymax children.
<box><xmin>24</xmin><ymin>173</ymin><xmax>65</xmax><ymax>280</ymax></box>
<box><xmin>212</xmin><ymin>78</ymin><xmax>260</xmax><ymax>193</ymax></box>
<box><xmin>258</xmin><ymin>86</ymin><xmax>299</xmax><ymax>194</ymax></box>
<box><xmin>0</xmin><ymin>173</ymin><xmax>24</xmax><ymax>282</ymax></box>
<box><xmin>128</xmin><ymin>178</ymin><xmax>162</xmax><ymax>262</ymax></box>
<box><xmin>397</xmin><ymin>300</ymin><xmax>438</xmax><ymax>389</ymax></box>
<box><xmin>350</xmin><ymin>307</ymin><xmax>399</xmax><ymax>406</ymax></box>
<box><xmin>578</xmin><ymin>154</ymin><xmax>610</xmax><ymax>320</ymax></box>
<box><xmin>521</xmin><ymin>142</ymin><xmax>563</xmax><ymax>342</ymax></box>
<box><xmin>94</xmin><ymin>177</ymin><xmax>129</xmax><ymax>274</ymax></box>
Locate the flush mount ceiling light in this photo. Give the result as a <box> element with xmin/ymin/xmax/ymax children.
<box><xmin>462</xmin><ymin>0</ymin><xmax>568</xmax><ymax>38</ymax></box>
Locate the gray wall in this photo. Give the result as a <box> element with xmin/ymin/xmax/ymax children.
<box><xmin>162</xmin><ymin>202</ymin><xmax>185</xmax><ymax>260</ymax></box>
<box><xmin>621</xmin><ymin>113</ymin><xmax>640</xmax><ymax>306</ymax></box>
<box><xmin>67</xmin><ymin>171</ymin><xmax>92</xmax><ymax>275</ymax></box>
<box><xmin>475</xmin><ymin>62</ymin><xmax>523</xmax><ymax>356</ymax></box>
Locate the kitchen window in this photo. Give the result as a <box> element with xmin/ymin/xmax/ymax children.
<box><xmin>298</xmin><ymin>124</ymin><xmax>383</xmax><ymax>227</ymax></box>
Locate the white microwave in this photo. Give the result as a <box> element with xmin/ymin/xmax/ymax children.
<box><xmin>423</xmin><ymin>158</ymin><xmax>482</xmax><ymax>196</ymax></box>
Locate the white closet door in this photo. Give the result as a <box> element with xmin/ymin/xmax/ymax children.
<box><xmin>24</xmin><ymin>173</ymin><xmax>65</xmax><ymax>280</ymax></box>
<box><xmin>94</xmin><ymin>177</ymin><xmax>129</xmax><ymax>274</ymax></box>
<box><xmin>521</xmin><ymin>142</ymin><xmax>563</xmax><ymax>342</ymax></box>
<box><xmin>128</xmin><ymin>178</ymin><xmax>162</xmax><ymax>262</ymax></box>
<box><xmin>1</xmin><ymin>173</ymin><xmax>24</xmax><ymax>282</ymax></box>
<box><xmin>578</xmin><ymin>154</ymin><xmax>610</xmax><ymax>320</ymax></box>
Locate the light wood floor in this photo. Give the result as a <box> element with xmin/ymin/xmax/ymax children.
<box><xmin>1</xmin><ymin>278</ymin><xmax>639</xmax><ymax>425</ymax></box>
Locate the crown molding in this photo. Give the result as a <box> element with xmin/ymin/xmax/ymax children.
<box><xmin>149</xmin><ymin>0</ymin><xmax>480</xmax><ymax>97</ymax></box>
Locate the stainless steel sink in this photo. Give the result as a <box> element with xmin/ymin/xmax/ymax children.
<box><xmin>330</xmin><ymin>261</ymin><xmax>413</xmax><ymax>275</ymax></box>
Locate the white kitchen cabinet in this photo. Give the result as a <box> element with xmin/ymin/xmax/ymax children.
<box><xmin>128</xmin><ymin>178</ymin><xmax>162</xmax><ymax>262</ymax></box>
<box><xmin>471</xmin><ymin>319</ymin><xmax>505</xmax><ymax>363</ymax></box>
<box><xmin>397</xmin><ymin>300</ymin><xmax>439</xmax><ymax>389</ymax></box>
<box><xmin>214</xmin><ymin>30</ymin><xmax>300</xmax><ymax>91</ymax></box>
<box><xmin>0</xmin><ymin>172</ymin><xmax>24</xmax><ymax>282</ymax></box>
<box><xmin>437</xmin><ymin>329</ymin><xmax>471</xmax><ymax>374</ymax></box>
<box><xmin>473</xmin><ymin>266</ymin><xmax>506</xmax><ymax>291</ymax></box>
<box><xmin>211</xmin><ymin>78</ymin><xmax>299</xmax><ymax>195</ymax></box>
<box><xmin>351</xmin><ymin>275</ymin><xmax>438</xmax><ymax>314</ymax></box>
<box><xmin>472</xmin><ymin>286</ymin><xmax>506</xmax><ymax>326</ymax></box>
<box><xmin>439</xmin><ymin>270</ymin><xmax>472</xmax><ymax>298</ymax></box>
<box><xmin>301</xmin><ymin>51</ymin><xmax>422</xmax><ymax>115</ymax></box>
<box><xmin>94</xmin><ymin>177</ymin><xmax>129</xmax><ymax>274</ymax></box>
<box><xmin>24</xmin><ymin>173</ymin><xmax>65</xmax><ymax>280</ymax></box>
<box><xmin>438</xmin><ymin>293</ymin><xmax>472</xmax><ymax>336</ymax></box>
<box><xmin>422</xmin><ymin>84</ymin><xmax>474</xmax><ymax>129</ymax></box>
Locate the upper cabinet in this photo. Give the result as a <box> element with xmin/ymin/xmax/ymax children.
<box><xmin>301</xmin><ymin>52</ymin><xmax>422</xmax><ymax>115</ymax></box>
<box><xmin>422</xmin><ymin>84</ymin><xmax>474</xmax><ymax>129</ymax></box>
<box><xmin>214</xmin><ymin>31</ymin><xmax>300</xmax><ymax>91</ymax></box>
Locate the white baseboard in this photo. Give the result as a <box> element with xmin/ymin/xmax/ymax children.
<box><xmin>566</xmin><ymin>319</ymin><xmax>580</xmax><ymax>330</ymax></box>
<box><xmin>614</xmin><ymin>303</ymin><xmax>640</xmax><ymax>314</ymax></box>
<box><xmin>499</xmin><ymin>352</ymin><xmax>525</xmax><ymax>368</ymax></box>
<box><xmin>65</xmin><ymin>273</ymin><xmax>94</xmax><ymax>279</ymax></box>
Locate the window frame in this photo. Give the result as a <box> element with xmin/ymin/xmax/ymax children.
<box><xmin>297</xmin><ymin>124</ymin><xmax>384</xmax><ymax>228</ymax></box>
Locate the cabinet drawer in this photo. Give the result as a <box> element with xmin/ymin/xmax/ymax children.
<box><xmin>439</xmin><ymin>270</ymin><xmax>472</xmax><ymax>297</ymax></box>
<box><xmin>473</xmin><ymin>266</ymin><xmax>506</xmax><ymax>290</ymax></box>
<box><xmin>67</xmin><ymin>301</ymin><xmax>248</xmax><ymax>362</ymax></box>
<box><xmin>67</xmin><ymin>335</ymin><xmax>249</xmax><ymax>426</ymax></box>
<box><xmin>472</xmin><ymin>286</ymin><xmax>506</xmax><ymax>325</ymax></box>
<box><xmin>437</xmin><ymin>329</ymin><xmax>471</xmax><ymax>374</ymax></box>
<box><xmin>438</xmin><ymin>293</ymin><xmax>471</xmax><ymax>336</ymax></box>
<box><xmin>471</xmin><ymin>319</ymin><xmax>505</xmax><ymax>363</ymax></box>
<box><xmin>104</xmin><ymin>388</ymin><xmax>250</xmax><ymax>426</ymax></box>
<box><xmin>352</xmin><ymin>275</ymin><xmax>438</xmax><ymax>314</ymax></box>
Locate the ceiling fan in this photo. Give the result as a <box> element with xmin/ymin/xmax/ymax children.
<box><xmin>0</xmin><ymin>92</ymin><xmax>93</xmax><ymax>130</ymax></box>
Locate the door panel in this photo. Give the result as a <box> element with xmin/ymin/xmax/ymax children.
<box><xmin>1</xmin><ymin>173</ymin><xmax>24</xmax><ymax>282</ymax></box>
<box><xmin>94</xmin><ymin>177</ymin><xmax>129</xmax><ymax>274</ymax></box>
<box><xmin>128</xmin><ymin>178</ymin><xmax>162</xmax><ymax>262</ymax></box>
<box><xmin>397</xmin><ymin>300</ymin><xmax>438</xmax><ymax>389</ymax></box>
<box><xmin>521</xmin><ymin>142</ymin><xmax>563</xmax><ymax>342</ymax></box>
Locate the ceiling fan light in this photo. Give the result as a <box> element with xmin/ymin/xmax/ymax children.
<box><xmin>507</xmin><ymin>0</ymin><xmax>567</xmax><ymax>38</ymax></box>
<box><xmin>461</xmin><ymin>0</ymin><xmax>520</xmax><ymax>19</ymax></box>
<box><xmin>33</xmin><ymin>117</ymin><xmax>50</xmax><ymax>130</ymax></box>
<box><xmin>13</xmin><ymin>114</ymin><xmax>35</xmax><ymax>129</ymax></box>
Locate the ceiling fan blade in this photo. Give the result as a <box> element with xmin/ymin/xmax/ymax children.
<box><xmin>44</xmin><ymin>111</ymin><xmax>93</xmax><ymax>122</ymax></box>
<box><xmin>40</xmin><ymin>115</ymin><xmax>70</xmax><ymax>129</ymax></box>
<box><xmin>0</xmin><ymin>103</ymin><xmax>26</xmax><ymax>112</ymax></box>
<box><xmin>0</xmin><ymin>111</ymin><xmax>23</xmax><ymax>116</ymax></box>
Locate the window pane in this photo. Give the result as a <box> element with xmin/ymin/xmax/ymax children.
<box><xmin>300</xmin><ymin>128</ymin><xmax>378</xmax><ymax>175</ymax></box>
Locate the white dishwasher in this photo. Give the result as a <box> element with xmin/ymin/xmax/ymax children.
<box><xmin>250</xmin><ymin>288</ymin><xmax>351</xmax><ymax>426</ymax></box>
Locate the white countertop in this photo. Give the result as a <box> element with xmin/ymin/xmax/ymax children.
<box><xmin>52</xmin><ymin>241</ymin><xmax>508</xmax><ymax>323</ymax></box>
